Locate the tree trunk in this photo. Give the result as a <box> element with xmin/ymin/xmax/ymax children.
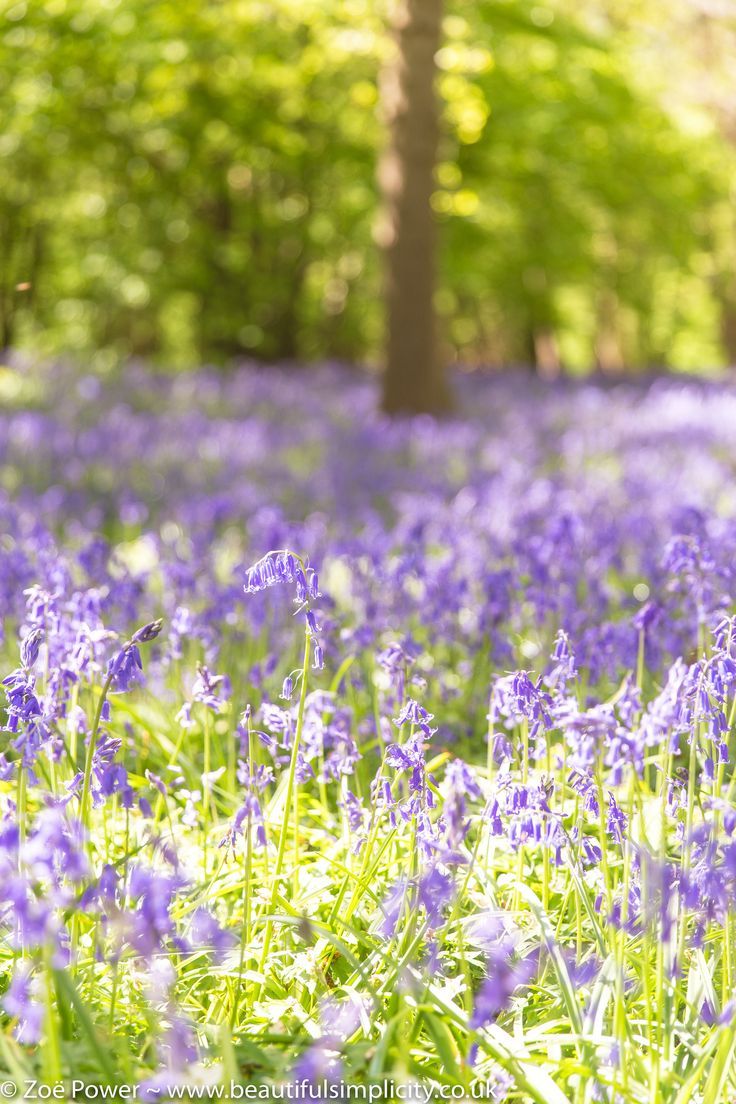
<box><xmin>380</xmin><ymin>0</ymin><xmax>451</xmax><ymax>415</ymax></box>
<box><xmin>716</xmin><ymin>274</ymin><xmax>736</xmax><ymax>367</ymax></box>
<box><xmin>534</xmin><ymin>328</ymin><xmax>561</xmax><ymax>380</ymax></box>
<box><xmin>594</xmin><ymin>288</ymin><xmax>625</xmax><ymax>375</ymax></box>
<box><xmin>721</xmin><ymin>299</ymin><xmax>736</xmax><ymax>367</ymax></box>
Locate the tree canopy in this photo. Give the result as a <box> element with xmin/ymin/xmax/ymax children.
<box><xmin>1</xmin><ymin>0</ymin><xmax>733</xmax><ymax>373</ymax></box>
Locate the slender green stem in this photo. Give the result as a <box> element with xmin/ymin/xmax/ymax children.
<box><xmin>80</xmin><ymin>667</ymin><xmax>115</xmax><ymax>831</ymax></box>
<box><xmin>256</xmin><ymin>630</ymin><xmax>311</xmax><ymax>989</ymax></box>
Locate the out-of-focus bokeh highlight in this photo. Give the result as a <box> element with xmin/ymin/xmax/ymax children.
<box><xmin>1</xmin><ymin>0</ymin><xmax>735</xmax><ymax>375</ymax></box>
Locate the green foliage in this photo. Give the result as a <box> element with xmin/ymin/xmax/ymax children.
<box><xmin>0</xmin><ymin>0</ymin><xmax>733</xmax><ymax>370</ymax></box>
<box><xmin>436</xmin><ymin>2</ymin><xmax>731</xmax><ymax>370</ymax></box>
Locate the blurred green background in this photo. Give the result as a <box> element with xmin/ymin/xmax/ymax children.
<box><xmin>1</xmin><ymin>0</ymin><xmax>735</xmax><ymax>375</ymax></box>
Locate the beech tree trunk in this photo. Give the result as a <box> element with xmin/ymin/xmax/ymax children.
<box><xmin>594</xmin><ymin>288</ymin><xmax>625</xmax><ymax>375</ymax></box>
<box><xmin>722</xmin><ymin>300</ymin><xmax>736</xmax><ymax>367</ymax></box>
<box><xmin>380</xmin><ymin>0</ymin><xmax>451</xmax><ymax>415</ymax></box>
<box><xmin>716</xmin><ymin>276</ymin><xmax>736</xmax><ymax>367</ymax></box>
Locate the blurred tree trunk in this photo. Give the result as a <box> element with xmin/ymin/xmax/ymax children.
<box><xmin>594</xmin><ymin>288</ymin><xmax>625</xmax><ymax>375</ymax></box>
<box><xmin>714</xmin><ymin>272</ymin><xmax>736</xmax><ymax>366</ymax></box>
<box><xmin>720</xmin><ymin>298</ymin><xmax>736</xmax><ymax>367</ymax></box>
<box><xmin>380</xmin><ymin>0</ymin><xmax>451</xmax><ymax>415</ymax></box>
<box><xmin>534</xmin><ymin>329</ymin><xmax>561</xmax><ymax>380</ymax></box>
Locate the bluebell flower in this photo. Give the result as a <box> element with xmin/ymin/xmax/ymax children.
<box><xmin>19</xmin><ymin>628</ymin><xmax>43</xmax><ymax>670</ymax></box>
<box><xmin>4</xmin><ymin>964</ymin><xmax>43</xmax><ymax>1045</ymax></box>
<box><xmin>106</xmin><ymin>644</ymin><xmax>143</xmax><ymax>692</ymax></box>
<box><xmin>470</xmin><ymin>946</ymin><xmax>539</xmax><ymax>1029</ymax></box>
<box><xmin>130</xmin><ymin>618</ymin><xmax>163</xmax><ymax>644</ymax></box>
<box><xmin>393</xmin><ymin>698</ymin><xmax>436</xmax><ymax>737</ymax></box>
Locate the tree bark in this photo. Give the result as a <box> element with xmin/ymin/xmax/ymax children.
<box><xmin>594</xmin><ymin>288</ymin><xmax>625</xmax><ymax>376</ymax></box>
<box><xmin>715</xmin><ymin>274</ymin><xmax>736</xmax><ymax>367</ymax></box>
<box><xmin>722</xmin><ymin>302</ymin><xmax>736</xmax><ymax>367</ymax></box>
<box><xmin>534</xmin><ymin>328</ymin><xmax>561</xmax><ymax>380</ymax></box>
<box><xmin>380</xmin><ymin>0</ymin><xmax>451</xmax><ymax>415</ymax></box>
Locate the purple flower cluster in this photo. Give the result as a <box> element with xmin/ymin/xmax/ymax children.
<box><xmin>1</xmin><ymin>362</ymin><xmax>736</xmax><ymax>1088</ymax></box>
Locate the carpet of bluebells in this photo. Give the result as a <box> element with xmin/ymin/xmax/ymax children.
<box><xmin>2</xmin><ymin>362</ymin><xmax>736</xmax><ymax>1103</ymax></box>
